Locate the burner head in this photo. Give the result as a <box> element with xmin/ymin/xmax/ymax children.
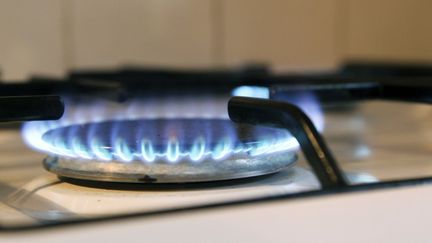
<box><xmin>40</xmin><ymin>119</ymin><xmax>298</xmax><ymax>183</ymax></box>
<box><xmin>44</xmin><ymin>152</ymin><xmax>296</xmax><ymax>183</ymax></box>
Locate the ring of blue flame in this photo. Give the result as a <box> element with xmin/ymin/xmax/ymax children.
<box><xmin>39</xmin><ymin>119</ymin><xmax>299</xmax><ymax>163</ymax></box>
<box><xmin>22</xmin><ymin>87</ymin><xmax>324</xmax><ymax>164</ymax></box>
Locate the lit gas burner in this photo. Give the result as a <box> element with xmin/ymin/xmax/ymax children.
<box><xmin>38</xmin><ymin>119</ymin><xmax>298</xmax><ymax>183</ymax></box>
<box><xmin>21</xmin><ymin>87</ymin><xmax>324</xmax><ymax>184</ymax></box>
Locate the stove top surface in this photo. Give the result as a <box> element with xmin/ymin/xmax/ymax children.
<box><xmin>1</xmin><ymin>100</ymin><xmax>432</xmax><ymax>230</ymax></box>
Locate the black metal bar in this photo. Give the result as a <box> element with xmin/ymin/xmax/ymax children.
<box><xmin>271</xmin><ymin>77</ymin><xmax>432</xmax><ymax>104</ymax></box>
<box><xmin>228</xmin><ymin>96</ymin><xmax>348</xmax><ymax>189</ymax></box>
<box><xmin>341</xmin><ymin>62</ymin><xmax>432</xmax><ymax>77</ymax></box>
<box><xmin>379</xmin><ymin>78</ymin><xmax>432</xmax><ymax>104</ymax></box>
<box><xmin>270</xmin><ymin>82</ymin><xmax>380</xmax><ymax>104</ymax></box>
<box><xmin>66</xmin><ymin>65</ymin><xmax>271</xmax><ymax>94</ymax></box>
<box><xmin>3</xmin><ymin>63</ymin><xmax>432</xmax><ymax>102</ymax></box>
<box><xmin>0</xmin><ymin>95</ymin><xmax>64</xmax><ymax>122</ymax></box>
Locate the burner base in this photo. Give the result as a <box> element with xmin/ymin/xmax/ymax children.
<box><xmin>43</xmin><ymin>151</ymin><xmax>297</xmax><ymax>183</ymax></box>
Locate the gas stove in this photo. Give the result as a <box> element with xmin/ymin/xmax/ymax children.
<box><xmin>2</xmin><ymin>63</ymin><xmax>432</xmax><ymax>241</ymax></box>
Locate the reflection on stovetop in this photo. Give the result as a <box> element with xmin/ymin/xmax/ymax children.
<box><xmin>7</xmin><ymin>168</ymin><xmax>317</xmax><ymax>219</ymax></box>
<box><xmin>325</xmin><ymin>101</ymin><xmax>432</xmax><ymax>180</ymax></box>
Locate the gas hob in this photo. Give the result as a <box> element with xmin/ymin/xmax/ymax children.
<box><xmin>1</xmin><ymin>63</ymin><xmax>432</xmax><ymax>235</ymax></box>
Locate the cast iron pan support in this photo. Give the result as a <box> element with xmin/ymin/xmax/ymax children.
<box><xmin>228</xmin><ymin>96</ymin><xmax>348</xmax><ymax>189</ymax></box>
<box><xmin>0</xmin><ymin>95</ymin><xmax>64</xmax><ymax>122</ymax></box>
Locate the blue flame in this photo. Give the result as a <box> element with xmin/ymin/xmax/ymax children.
<box><xmin>22</xmin><ymin>92</ymin><xmax>324</xmax><ymax>163</ymax></box>
<box><xmin>189</xmin><ymin>136</ymin><xmax>206</xmax><ymax>162</ymax></box>
<box><xmin>232</xmin><ymin>86</ymin><xmax>270</xmax><ymax>99</ymax></box>
<box><xmin>26</xmin><ymin>118</ymin><xmax>302</xmax><ymax>163</ymax></box>
<box><xmin>90</xmin><ymin>137</ymin><xmax>112</xmax><ymax>161</ymax></box>
<box><xmin>211</xmin><ymin>136</ymin><xmax>232</xmax><ymax>160</ymax></box>
<box><xmin>166</xmin><ymin>137</ymin><xmax>180</xmax><ymax>163</ymax></box>
<box><xmin>140</xmin><ymin>139</ymin><xmax>156</xmax><ymax>162</ymax></box>
<box><xmin>114</xmin><ymin>138</ymin><xmax>134</xmax><ymax>162</ymax></box>
<box><xmin>71</xmin><ymin>136</ymin><xmax>92</xmax><ymax>160</ymax></box>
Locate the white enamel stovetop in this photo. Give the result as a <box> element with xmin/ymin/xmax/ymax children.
<box><xmin>5</xmin><ymin>184</ymin><xmax>432</xmax><ymax>243</ymax></box>
<box><xmin>2</xmin><ymin>100</ymin><xmax>432</xmax><ymax>242</ymax></box>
